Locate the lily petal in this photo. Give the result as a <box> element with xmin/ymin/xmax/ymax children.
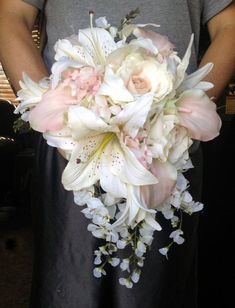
<box><xmin>67</xmin><ymin>106</ymin><xmax>113</xmax><ymax>140</ymax></box>
<box><xmin>98</xmin><ymin>66</ymin><xmax>133</xmax><ymax>102</ymax></box>
<box><xmin>111</xmin><ymin>139</ymin><xmax>158</xmax><ymax>186</ymax></box>
<box><xmin>174</xmin><ymin>34</ymin><xmax>194</xmax><ymax>89</ymax></box>
<box><xmin>62</xmin><ymin>134</ymin><xmax>109</xmax><ymax>190</ymax></box>
<box><xmin>177</xmin><ymin>62</ymin><xmax>213</xmax><ymax>93</ymax></box>
<box><xmin>112</xmin><ymin>93</ymin><xmax>154</xmax><ymax>138</ymax></box>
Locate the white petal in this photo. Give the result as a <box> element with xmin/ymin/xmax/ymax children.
<box><xmin>98</xmin><ymin>66</ymin><xmax>134</xmax><ymax>102</ymax></box>
<box><xmin>68</xmin><ymin>106</ymin><xmax>113</xmax><ymax>140</ymax></box>
<box><xmin>43</xmin><ymin>128</ymin><xmax>76</xmax><ymax>151</ymax></box>
<box><xmin>174</xmin><ymin>34</ymin><xmax>194</xmax><ymax>89</ymax></box>
<box><xmin>145</xmin><ymin>213</ymin><xmax>162</xmax><ymax>231</ymax></box>
<box><xmin>79</xmin><ymin>27</ymin><xmax>117</xmax><ymax>64</ymax></box>
<box><xmin>62</xmin><ymin>134</ymin><xmax>107</xmax><ymax>190</ymax></box>
<box><xmin>111</xmin><ymin>93</ymin><xmax>154</xmax><ymax>138</ymax></box>
<box><xmin>110</xmin><ymin>139</ymin><xmax>158</xmax><ymax>186</ymax></box>
<box><xmin>100</xmin><ymin>154</ymin><xmax>127</xmax><ymax>198</ymax></box>
<box><xmin>177</xmin><ymin>62</ymin><xmax>213</xmax><ymax>93</ymax></box>
<box><xmin>130</xmin><ymin>37</ymin><xmax>158</xmax><ymax>54</ymax></box>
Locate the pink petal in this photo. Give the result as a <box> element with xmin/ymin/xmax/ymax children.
<box><xmin>134</xmin><ymin>27</ymin><xmax>175</xmax><ymax>56</ymax></box>
<box><xmin>29</xmin><ymin>83</ymin><xmax>77</xmax><ymax>133</ymax></box>
<box><xmin>141</xmin><ymin>160</ymin><xmax>176</xmax><ymax>209</ymax></box>
<box><xmin>177</xmin><ymin>91</ymin><xmax>222</xmax><ymax>141</ymax></box>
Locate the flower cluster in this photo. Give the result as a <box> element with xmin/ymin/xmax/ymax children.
<box><xmin>15</xmin><ymin>11</ymin><xmax>221</xmax><ymax>287</ymax></box>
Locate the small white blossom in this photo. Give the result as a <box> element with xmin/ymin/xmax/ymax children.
<box><xmin>109</xmin><ymin>257</ymin><xmax>120</xmax><ymax>267</ymax></box>
<box><xmin>120</xmin><ymin>259</ymin><xmax>130</xmax><ymax>271</ymax></box>
<box><xmin>93</xmin><ymin>267</ymin><xmax>106</xmax><ymax>278</ymax></box>
<box><xmin>109</xmin><ymin>26</ymin><xmax>117</xmax><ymax>37</ymax></box>
<box><xmin>119</xmin><ymin>278</ymin><xmax>133</xmax><ymax>288</ymax></box>
<box><xmin>94</xmin><ymin>256</ymin><xmax>102</xmax><ymax>265</ymax></box>
<box><xmin>105</xmin><ymin>230</ymin><xmax>119</xmax><ymax>243</ymax></box>
<box><xmin>131</xmin><ymin>270</ymin><xmax>141</xmax><ymax>283</ymax></box>
<box><xmin>117</xmin><ymin>240</ymin><xmax>127</xmax><ymax>249</ymax></box>
<box><xmin>169</xmin><ymin>229</ymin><xmax>185</xmax><ymax>245</ymax></box>
<box><xmin>137</xmin><ymin>257</ymin><xmax>145</xmax><ymax>267</ymax></box>
<box><xmin>182</xmin><ymin>191</ymin><xmax>193</xmax><ymax>203</ymax></box>
<box><xmin>95</xmin><ymin>16</ymin><xmax>110</xmax><ymax>29</ymax></box>
<box><xmin>159</xmin><ymin>247</ymin><xmax>169</xmax><ymax>258</ymax></box>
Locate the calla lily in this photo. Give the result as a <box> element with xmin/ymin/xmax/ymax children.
<box><xmin>140</xmin><ymin>160</ymin><xmax>177</xmax><ymax>209</ymax></box>
<box><xmin>28</xmin><ymin>82</ymin><xmax>77</xmax><ymax>133</ymax></box>
<box><xmin>133</xmin><ymin>27</ymin><xmax>175</xmax><ymax>56</ymax></box>
<box><xmin>176</xmin><ymin>89</ymin><xmax>222</xmax><ymax>141</ymax></box>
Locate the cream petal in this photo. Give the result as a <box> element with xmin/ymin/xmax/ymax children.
<box><xmin>112</xmin><ymin>185</ymin><xmax>154</xmax><ymax>228</ymax></box>
<box><xmin>130</xmin><ymin>37</ymin><xmax>158</xmax><ymax>54</ymax></box>
<box><xmin>67</xmin><ymin>106</ymin><xmax>113</xmax><ymax>140</ymax></box>
<box><xmin>110</xmin><ymin>139</ymin><xmax>158</xmax><ymax>186</ymax></box>
<box><xmin>145</xmin><ymin>213</ymin><xmax>162</xmax><ymax>231</ymax></box>
<box><xmin>43</xmin><ymin>128</ymin><xmax>76</xmax><ymax>152</ymax></box>
<box><xmin>174</xmin><ymin>34</ymin><xmax>194</xmax><ymax>89</ymax></box>
<box><xmin>98</xmin><ymin>67</ymin><xmax>133</xmax><ymax>102</ymax></box>
<box><xmin>100</xmin><ymin>150</ymin><xmax>127</xmax><ymax>199</ymax></box>
<box><xmin>51</xmin><ymin>58</ymin><xmax>81</xmax><ymax>88</ymax></box>
<box><xmin>62</xmin><ymin>134</ymin><xmax>108</xmax><ymax>190</ymax></box>
<box><xmin>112</xmin><ymin>93</ymin><xmax>154</xmax><ymax>138</ymax></box>
<box><xmin>78</xmin><ymin>27</ymin><xmax>117</xmax><ymax>65</ymax></box>
<box><xmin>177</xmin><ymin>63</ymin><xmax>213</xmax><ymax>93</ymax></box>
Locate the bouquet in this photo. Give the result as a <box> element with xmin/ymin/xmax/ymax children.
<box><xmin>15</xmin><ymin>9</ymin><xmax>221</xmax><ymax>288</ymax></box>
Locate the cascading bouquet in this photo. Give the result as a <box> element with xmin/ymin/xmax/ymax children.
<box><xmin>15</xmin><ymin>9</ymin><xmax>221</xmax><ymax>288</ymax></box>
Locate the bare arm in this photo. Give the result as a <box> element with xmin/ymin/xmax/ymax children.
<box><xmin>0</xmin><ymin>0</ymin><xmax>48</xmax><ymax>92</ymax></box>
<box><xmin>199</xmin><ymin>1</ymin><xmax>235</xmax><ymax>100</ymax></box>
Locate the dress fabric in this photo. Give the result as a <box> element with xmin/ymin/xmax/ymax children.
<box><xmin>31</xmin><ymin>134</ymin><xmax>202</xmax><ymax>308</ymax></box>
<box><xmin>22</xmin><ymin>0</ymin><xmax>232</xmax><ymax>307</ymax></box>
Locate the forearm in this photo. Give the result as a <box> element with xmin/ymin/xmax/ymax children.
<box><xmin>0</xmin><ymin>12</ymin><xmax>48</xmax><ymax>92</ymax></box>
<box><xmin>199</xmin><ymin>2</ymin><xmax>235</xmax><ymax>101</ymax></box>
<box><xmin>199</xmin><ymin>25</ymin><xmax>235</xmax><ymax>100</ymax></box>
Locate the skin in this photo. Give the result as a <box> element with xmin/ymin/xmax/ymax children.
<box><xmin>0</xmin><ymin>0</ymin><xmax>235</xmax><ymax>99</ymax></box>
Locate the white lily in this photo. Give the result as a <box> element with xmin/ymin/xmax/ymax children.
<box><xmin>62</xmin><ymin>133</ymin><xmax>158</xmax><ymax>191</ymax></box>
<box><xmin>62</xmin><ymin>132</ymin><xmax>158</xmax><ymax>225</ymax></box>
<box><xmin>51</xmin><ymin>22</ymin><xmax>118</xmax><ymax>88</ymax></box>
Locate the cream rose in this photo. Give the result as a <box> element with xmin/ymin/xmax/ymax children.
<box><xmin>111</xmin><ymin>48</ymin><xmax>174</xmax><ymax>100</ymax></box>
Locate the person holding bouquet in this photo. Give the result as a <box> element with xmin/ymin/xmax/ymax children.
<box><xmin>0</xmin><ymin>1</ymin><xmax>235</xmax><ymax>308</ymax></box>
